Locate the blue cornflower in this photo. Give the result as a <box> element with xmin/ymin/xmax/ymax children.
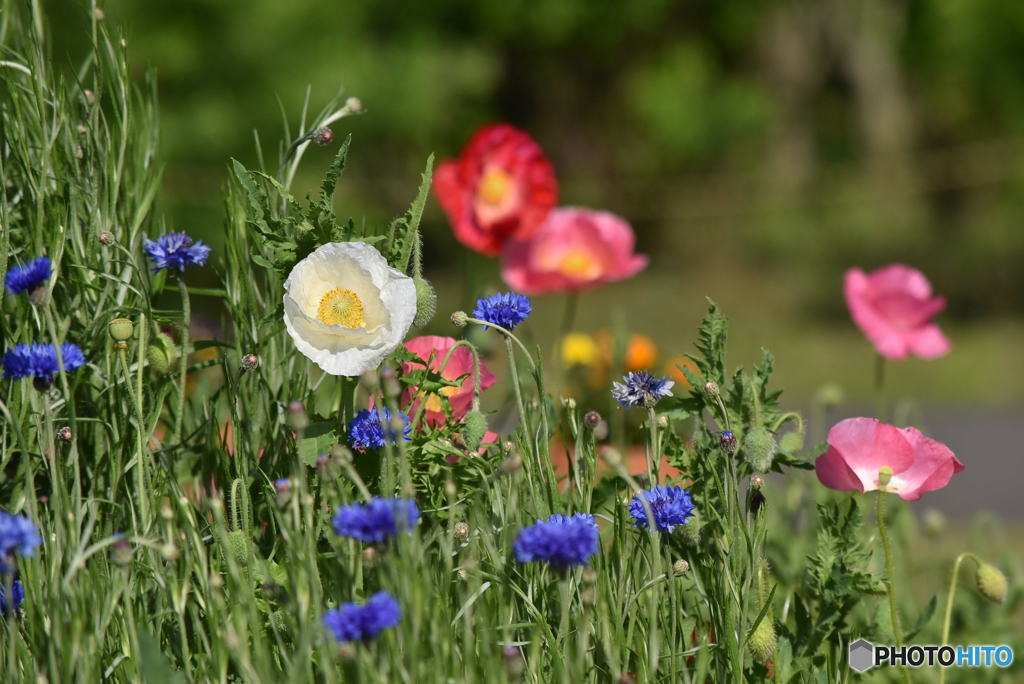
<box><xmin>2</xmin><ymin>343</ymin><xmax>86</xmax><ymax>380</ymax></box>
<box><xmin>514</xmin><ymin>513</ymin><xmax>599</xmax><ymax>569</ymax></box>
<box><xmin>0</xmin><ymin>580</ymin><xmax>24</xmax><ymax>617</ymax></box>
<box><xmin>332</xmin><ymin>497</ymin><xmax>420</xmax><ymax>543</ymax></box>
<box><xmin>611</xmin><ymin>371</ymin><xmax>674</xmax><ymax>409</ymax></box>
<box><xmin>143</xmin><ymin>232</ymin><xmax>211</xmax><ymax>272</ymax></box>
<box><xmin>347</xmin><ymin>407</ymin><xmax>411</xmax><ymax>449</ymax></box>
<box><xmin>323</xmin><ymin>591</ymin><xmax>401</xmax><ymax>643</ymax></box>
<box><xmin>472</xmin><ymin>292</ymin><xmax>531</xmax><ymax>330</ymax></box>
<box><xmin>4</xmin><ymin>257</ymin><xmax>52</xmax><ymax>295</ymax></box>
<box><xmin>0</xmin><ymin>512</ymin><xmax>42</xmax><ymax>573</ymax></box>
<box><xmin>628</xmin><ymin>485</ymin><xmax>696</xmax><ymax>533</ymax></box>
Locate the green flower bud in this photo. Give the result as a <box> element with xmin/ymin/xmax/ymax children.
<box><xmin>976</xmin><ymin>562</ymin><xmax>1008</xmax><ymax>604</ymax></box>
<box><xmin>147</xmin><ymin>332</ymin><xmax>177</xmax><ymax>375</ymax></box>
<box><xmin>109</xmin><ymin>317</ymin><xmax>134</xmax><ymax>342</ymax></box>
<box><xmin>748</xmin><ymin>616</ymin><xmax>776</xmax><ymax>664</ymax></box>
<box><xmin>680</xmin><ymin>510</ymin><xmax>702</xmax><ymax>546</ymax></box>
<box><xmin>743</xmin><ymin>427</ymin><xmax>777</xmax><ymax>473</ymax></box>
<box><xmin>779</xmin><ymin>430</ymin><xmax>803</xmax><ymax>455</ymax></box>
<box><xmin>224</xmin><ymin>530</ymin><xmax>252</xmax><ymax>568</ymax></box>
<box><xmin>450</xmin><ymin>311</ymin><xmax>468</xmax><ymax>327</ymax></box>
<box><xmin>413</xmin><ymin>277</ymin><xmax>437</xmax><ymax>328</ymax></box>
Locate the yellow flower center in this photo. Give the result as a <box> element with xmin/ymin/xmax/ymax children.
<box><xmin>477</xmin><ymin>167</ymin><xmax>512</xmax><ymax>205</ymax></box>
<box><xmin>317</xmin><ymin>288</ymin><xmax>365</xmax><ymax>328</ymax></box>
<box><xmin>559</xmin><ymin>249</ymin><xmax>596</xmax><ymax>278</ymax></box>
<box><xmin>424</xmin><ymin>385</ymin><xmax>460</xmax><ymax>412</ymax></box>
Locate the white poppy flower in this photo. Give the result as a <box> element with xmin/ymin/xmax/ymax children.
<box><xmin>283</xmin><ymin>242</ymin><xmax>416</xmax><ymax>376</ymax></box>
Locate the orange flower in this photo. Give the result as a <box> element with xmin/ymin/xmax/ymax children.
<box><xmin>595</xmin><ymin>331</ymin><xmax>657</xmax><ymax>371</ymax></box>
<box><xmin>665</xmin><ymin>356</ymin><xmax>699</xmax><ymax>388</ymax></box>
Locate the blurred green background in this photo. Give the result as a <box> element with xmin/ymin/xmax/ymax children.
<box><xmin>50</xmin><ymin>0</ymin><xmax>1024</xmax><ymax>410</ymax></box>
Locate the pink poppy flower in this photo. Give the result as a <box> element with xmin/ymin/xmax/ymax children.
<box><xmin>401</xmin><ymin>336</ymin><xmax>497</xmax><ymax>428</ymax></box>
<box><xmin>501</xmin><ymin>207</ymin><xmax>648</xmax><ymax>294</ymax></box>
<box><xmin>433</xmin><ymin>123</ymin><xmax>558</xmax><ymax>256</ymax></box>
<box><xmin>844</xmin><ymin>264</ymin><xmax>951</xmax><ymax>360</ymax></box>
<box><xmin>815</xmin><ymin>417</ymin><xmax>964</xmax><ymax>501</ymax></box>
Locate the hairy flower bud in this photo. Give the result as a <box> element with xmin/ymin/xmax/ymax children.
<box><xmin>743</xmin><ymin>427</ymin><xmax>777</xmax><ymax>473</ymax></box>
<box><xmin>673</xmin><ymin>559</ymin><xmax>690</xmax><ymax>575</ymax></box>
<box><xmin>241</xmin><ymin>353</ymin><xmax>259</xmax><ymax>371</ymax></box>
<box><xmin>450</xmin><ymin>310</ymin><xmax>468</xmax><ymax>328</ymax></box>
<box><xmin>98</xmin><ymin>231</ymin><xmax>115</xmax><ymax>246</ymax></box>
<box><xmin>147</xmin><ymin>332</ymin><xmax>177</xmax><ymax>375</ymax></box>
<box><xmin>413</xmin><ymin>277</ymin><xmax>437</xmax><ymax>328</ymax></box>
<box><xmin>224</xmin><ymin>530</ymin><xmax>252</xmax><ymax>568</ymax></box>
<box><xmin>703</xmin><ymin>381</ymin><xmax>719</xmax><ymax>398</ymax></box>
<box><xmin>976</xmin><ymin>561</ymin><xmax>1008</xmax><ymax>604</ymax></box>
<box><xmin>748</xmin><ymin>616</ymin><xmax>776</xmax><ymax>664</ymax></box>
<box><xmin>779</xmin><ymin>429</ymin><xmax>804</xmax><ymax>455</ymax></box>
<box><xmin>680</xmin><ymin>510</ymin><xmax>702</xmax><ymax>545</ymax></box>
<box><xmin>56</xmin><ymin>426</ymin><xmax>73</xmax><ymax>444</ymax></box>
<box><xmin>453</xmin><ymin>521</ymin><xmax>470</xmax><ymax>540</ymax></box>
<box><xmin>583</xmin><ymin>411</ymin><xmax>602</xmax><ymax>431</ymax></box>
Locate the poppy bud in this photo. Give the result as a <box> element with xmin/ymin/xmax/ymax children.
<box><xmin>779</xmin><ymin>429</ymin><xmax>803</xmax><ymax>455</ymax></box>
<box><xmin>976</xmin><ymin>561</ymin><xmax>1008</xmax><ymax>604</ymax></box>
<box><xmin>224</xmin><ymin>530</ymin><xmax>252</xmax><ymax>568</ymax></box>
<box><xmin>147</xmin><ymin>332</ymin><xmax>177</xmax><ymax>375</ymax></box>
<box><xmin>743</xmin><ymin>427</ymin><xmax>777</xmax><ymax>473</ymax></box>
<box><xmin>748</xmin><ymin>617</ymin><xmax>776</xmax><ymax>664</ymax></box>
<box><xmin>413</xmin><ymin>277</ymin><xmax>436</xmax><ymax>327</ymax></box>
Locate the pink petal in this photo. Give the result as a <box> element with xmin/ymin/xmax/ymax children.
<box><xmin>891</xmin><ymin>426</ymin><xmax>963</xmax><ymax>500</ymax></box>
<box><xmin>825</xmin><ymin>417</ymin><xmax>914</xmax><ymax>490</ymax></box>
<box><xmin>866</xmin><ymin>263</ymin><xmax>934</xmax><ymax>301</ymax></box>
<box><xmin>907</xmin><ymin>324</ymin><xmax>951</xmax><ymax>360</ymax></box>
<box><xmin>815</xmin><ymin>446</ymin><xmax>864</xmax><ymax>492</ymax></box>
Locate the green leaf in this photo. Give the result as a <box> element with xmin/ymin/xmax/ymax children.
<box><xmin>136</xmin><ymin>628</ymin><xmax>187</xmax><ymax>684</ymax></box>
<box><xmin>388</xmin><ymin>154</ymin><xmax>434</xmax><ymax>271</ymax></box>
<box><xmin>296</xmin><ymin>421</ymin><xmax>338</xmax><ymax>467</ymax></box>
<box><xmin>320</xmin><ymin>134</ymin><xmax>351</xmax><ymax>202</ymax></box>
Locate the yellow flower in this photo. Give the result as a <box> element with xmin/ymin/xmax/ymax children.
<box><xmin>561</xmin><ymin>333</ymin><xmax>600</xmax><ymax>367</ymax></box>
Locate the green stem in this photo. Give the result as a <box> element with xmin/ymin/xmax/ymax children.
<box><xmin>119</xmin><ymin>345</ymin><xmax>150</xmax><ymax>529</ymax></box>
<box><xmin>876</xmin><ymin>490</ymin><xmax>912</xmax><ymax>684</ymax></box>
<box><xmin>938</xmin><ymin>553</ymin><xmax>978</xmax><ymax>684</ymax></box>
<box><xmin>646</xmin><ymin>407</ymin><xmax>658</xmax><ymax>484</ymax></box>
<box><xmin>173</xmin><ymin>276</ymin><xmax>191</xmax><ymax>445</ymax></box>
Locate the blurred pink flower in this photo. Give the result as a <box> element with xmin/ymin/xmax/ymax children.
<box><xmin>402</xmin><ymin>336</ymin><xmax>496</xmax><ymax>428</ymax></box>
<box><xmin>501</xmin><ymin>207</ymin><xmax>647</xmax><ymax>294</ymax></box>
<box><xmin>844</xmin><ymin>264</ymin><xmax>951</xmax><ymax>360</ymax></box>
<box><xmin>815</xmin><ymin>417</ymin><xmax>964</xmax><ymax>501</ymax></box>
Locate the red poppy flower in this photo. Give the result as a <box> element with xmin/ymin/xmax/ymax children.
<box><xmin>433</xmin><ymin>124</ymin><xmax>557</xmax><ymax>256</ymax></box>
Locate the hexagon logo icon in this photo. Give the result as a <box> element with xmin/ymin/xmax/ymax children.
<box><xmin>849</xmin><ymin>639</ymin><xmax>875</xmax><ymax>673</ymax></box>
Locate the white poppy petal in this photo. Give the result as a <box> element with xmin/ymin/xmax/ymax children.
<box><xmin>283</xmin><ymin>241</ymin><xmax>417</xmax><ymax>376</ymax></box>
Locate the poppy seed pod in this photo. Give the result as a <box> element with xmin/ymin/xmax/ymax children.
<box><xmin>413</xmin><ymin>277</ymin><xmax>437</xmax><ymax>328</ymax></box>
<box><xmin>108</xmin><ymin>318</ymin><xmax>134</xmax><ymax>343</ymax></box>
